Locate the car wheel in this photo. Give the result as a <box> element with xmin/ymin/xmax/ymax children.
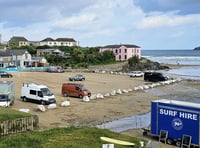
<box><xmin>23</xmin><ymin>97</ymin><xmax>27</xmax><ymax>102</ymax></box>
<box><xmin>63</xmin><ymin>93</ymin><xmax>68</xmax><ymax>97</ymax></box>
<box><xmin>79</xmin><ymin>95</ymin><xmax>83</xmax><ymax>98</ymax></box>
<box><xmin>167</xmin><ymin>138</ymin><xmax>173</xmax><ymax>145</ymax></box>
<box><xmin>41</xmin><ymin>100</ymin><xmax>46</xmax><ymax>105</ymax></box>
<box><xmin>176</xmin><ymin>140</ymin><xmax>181</xmax><ymax>147</ymax></box>
<box><xmin>10</xmin><ymin>100</ymin><xmax>14</xmax><ymax>105</ymax></box>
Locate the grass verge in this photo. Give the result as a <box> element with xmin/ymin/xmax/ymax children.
<box><xmin>0</xmin><ymin>126</ymin><xmax>147</xmax><ymax>148</ymax></box>
<box><xmin>0</xmin><ymin>108</ymin><xmax>32</xmax><ymax>121</ymax></box>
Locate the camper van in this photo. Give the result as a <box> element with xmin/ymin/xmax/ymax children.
<box><xmin>21</xmin><ymin>83</ymin><xmax>56</xmax><ymax>105</ymax></box>
<box><xmin>62</xmin><ymin>83</ymin><xmax>91</xmax><ymax>98</ymax></box>
<box><xmin>0</xmin><ymin>81</ymin><xmax>15</xmax><ymax>107</ymax></box>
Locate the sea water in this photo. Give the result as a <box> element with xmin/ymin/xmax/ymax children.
<box><xmin>142</xmin><ymin>50</ymin><xmax>200</xmax><ymax>80</ymax></box>
<box><xmin>142</xmin><ymin>49</ymin><xmax>200</xmax><ymax>65</ymax></box>
<box><xmin>98</xmin><ymin>50</ymin><xmax>200</xmax><ymax>132</ymax></box>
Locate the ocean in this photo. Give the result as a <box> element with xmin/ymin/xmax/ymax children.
<box><xmin>142</xmin><ymin>49</ymin><xmax>200</xmax><ymax>65</ymax></box>
<box><xmin>142</xmin><ymin>50</ymin><xmax>200</xmax><ymax>80</ymax></box>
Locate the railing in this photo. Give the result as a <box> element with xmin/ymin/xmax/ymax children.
<box><xmin>0</xmin><ymin>115</ymin><xmax>39</xmax><ymax>136</ymax></box>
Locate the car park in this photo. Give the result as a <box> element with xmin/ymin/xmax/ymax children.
<box><xmin>129</xmin><ymin>71</ymin><xmax>143</xmax><ymax>77</ymax></box>
<box><xmin>0</xmin><ymin>71</ymin><xmax>13</xmax><ymax>78</ymax></box>
<box><xmin>69</xmin><ymin>74</ymin><xmax>85</xmax><ymax>81</ymax></box>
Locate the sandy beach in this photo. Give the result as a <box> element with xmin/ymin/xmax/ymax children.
<box><xmin>6</xmin><ymin>71</ymin><xmax>159</xmax><ymax>128</ymax></box>
<box><xmin>5</xmin><ymin>69</ymin><xmax>199</xmax><ymax>128</ymax></box>
<box><xmin>2</xmin><ymin>68</ymin><xmax>200</xmax><ymax>147</ymax></box>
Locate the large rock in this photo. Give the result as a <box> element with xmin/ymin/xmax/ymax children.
<box><xmin>37</xmin><ymin>105</ymin><xmax>46</xmax><ymax>112</ymax></box>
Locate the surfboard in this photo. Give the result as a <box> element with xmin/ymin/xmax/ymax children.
<box><xmin>100</xmin><ymin>136</ymin><xmax>135</xmax><ymax>146</ymax></box>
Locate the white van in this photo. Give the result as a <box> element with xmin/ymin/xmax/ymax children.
<box><xmin>21</xmin><ymin>83</ymin><xmax>56</xmax><ymax>105</ymax></box>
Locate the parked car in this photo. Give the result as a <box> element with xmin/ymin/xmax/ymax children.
<box><xmin>47</xmin><ymin>66</ymin><xmax>64</xmax><ymax>73</ymax></box>
<box><xmin>0</xmin><ymin>71</ymin><xmax>13</xmax><ymax>78</ymax></box>
<box><xmin>69</xmin><ymin>74</ymin><xmax>85</xmax><ymax>81</ymax></box>
<box><xmin>144</xmin><ymin>72</ymin><xmax>168</xmax><ymax>82</ymax></box>
<box><xmin>62</xmin><ymin>83</ymin><xmax>91</xmax><ymax>98</ymax></box>
<box><xmin>129</xmin><ymin>71</ymin><xmax>143</xmax><ymax>77</ymax></box>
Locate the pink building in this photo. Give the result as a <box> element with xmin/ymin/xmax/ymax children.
<box><xmin>99</xmin><ymin>44</ymin><xmax>141</xmax><ymax>61</ymax></box>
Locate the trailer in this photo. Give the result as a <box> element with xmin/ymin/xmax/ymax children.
<box><xmin>0</xmin><ymin>81</ymin><xmax>15</xmax><ymax>107</ymax></box>
<box><xmin>149</xmin><ymin>99</ymin><xmax>200</xmax><ymax>147</ymax></box>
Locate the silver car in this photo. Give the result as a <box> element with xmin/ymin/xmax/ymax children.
<box><xmin>129</xmin><ymin>71</ymin><xmax>143</xmax><ymax>77</ymax></box>
<box><xmin>69</xmin><ymin>74</ymin><xmax>85</xmax><ymax>81</ymax></box>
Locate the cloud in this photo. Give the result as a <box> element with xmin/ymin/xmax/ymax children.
<box><xmin>137</xmin><ymin>13</ymin><xmax>200</xmax><ymax>29</ymax></box>
<box><xmin>134</xmin><ymin>0</ymin><xmax>200</xmax><ymax>15</ymax></box>
<box><xmin>1</xmin><ymin>0</ymin><xmax>200</xmax><ymax>48</ymax></box>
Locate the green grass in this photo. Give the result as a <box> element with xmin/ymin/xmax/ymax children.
<box><xmin>0</xmin><ymin>108</ymin><xmax>32</xmax><ymax>121</ymax></box>
<box><xmin>0</xmin><ymin>126</ymin><xmax>147</xmax><ymax>148</ymax></box>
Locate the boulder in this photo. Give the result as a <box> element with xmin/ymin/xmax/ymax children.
<box><xmin>60</xmin><ymin>101</ymin><xmax>70</xmax><ymax>107</ymax></box>
<box><xmin>48</xmin><ymin>103</ymin><xmax>57</xmax><ymax>109</ymax></box>
<box><xmin>83</xmin><ymin>96</ymin><xmax>90</xmax><ymax>102</ymax></box>
<box><xmin>37</xmin><ymin>105</ymin><xmax>46</xmax><ymax>112</ymax></box>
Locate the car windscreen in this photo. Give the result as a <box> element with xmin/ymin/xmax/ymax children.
<box><xmin>0</xmin><ymin>95</ymin><xmax>8</xmax><ymax>101</ymax></box>
<box><xmin>40</xmin><ymin>88</ymin><xmax>53</xmax><ymax>96</ymax></box>
<box><xmin>80</xmin><ymin>85</ymin><xmax>87</xmax><ymax>91</ymax></box>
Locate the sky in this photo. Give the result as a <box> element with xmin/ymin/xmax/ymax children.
<box><xmin>0</xmin><ymin>0</ymin><xmax>200</xmax><ymax>49</ymax></box>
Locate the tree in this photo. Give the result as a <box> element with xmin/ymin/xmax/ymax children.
<box><xmin>10</xmin><ymin>45</ymin><xmax>36</xmax><ymax>54</ymax></box>
<box><xmin>128</xmin><ymin>56</ymin><xmax>139</xmax><ymax>67</ymax></box>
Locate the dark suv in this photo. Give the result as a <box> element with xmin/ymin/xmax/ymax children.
<box><xmin>0</xmin><ymin>71</ymin><xmax>13</xmax><ymax>78</ymax></box>
<box><xmin>144</xmin><ymin>72</ymin><xmax>168</xmax><ymax>82</ymax></box>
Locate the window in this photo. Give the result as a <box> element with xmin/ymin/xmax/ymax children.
<box><xmin>30</xmin><ymin>90</ymin><xmax>36</xmax><ymax>95</ymax></box>
<box><xmin>75</xmin><ymin>86</ymin><xmax>80</xmax><ymax>91</ymax></box>
<box><xmin>125</xmin><ymin>49</ymin><xmax>127</xmax><ymax>53</ymax></box>
<box><xmin>124</xmin><ymin>55</ymin><xmax>127</xmax><ymax>60</ymax></box>
<box><xmin>115</xmin><ymin>49</ymin><xmax>118</xmax><ymax>53</ymax></box>
<box><xmin>119</xmin><ymin>55</ymin><xmax>121</xmax><ymax>60</ymax></box>
<box><xmin>38</xmin><ymin>91</ymin><xmax>43</xmax><ymax>97</ymax></box>
<box><xmin>119</xmin><ymin>49</ymin><xmax>121</xmax><ymax>53</ymax></box>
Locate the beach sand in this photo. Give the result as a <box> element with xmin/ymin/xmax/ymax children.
<box><xmin>3</xmin><ymin>69</ymin><xmax>200</xmax><ymax>147</ymax></box>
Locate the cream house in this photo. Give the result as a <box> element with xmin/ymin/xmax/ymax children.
<box><xmin>9</xmin><ymin>36</ymin><xmax>29</xmax><ymax>47</ymax></box>
<box><xmin>40</xmin><ymin>37</ymin><xmax>77</xmax><ymax>47</ymax></box>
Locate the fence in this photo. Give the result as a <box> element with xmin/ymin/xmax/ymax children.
<box><xmin>0</xmin><ymin>115</ymin><xmax>39</xmax><ymax>136</ymax></box>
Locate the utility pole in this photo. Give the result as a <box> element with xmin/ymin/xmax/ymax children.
<box><xmin>0</xmin><ymin>33</ymin><xmax>1</xmax><ymax>44</ymax></box>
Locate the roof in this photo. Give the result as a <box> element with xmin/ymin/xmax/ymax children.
<box><xmin>153</xmin><ymin>99</ymin><xmax>200</xmax><ymax>108</ymax></box>
<box><xmin>56</xmin><ymin>38</ymin><xmax>76</xmax><ymax>42</ymax></box>
<box><xmin>41</xmin><ymin>37</ymin><xmax>76</xmax><ymax>42</ymax></box>
<box><xmin>102</xmin><ymin>44</ymin><xmax>140</xmax><ymax>48</ymax></box>
<box><xmin>10</xmin><ymin>36</ymin><xmax>28</xmax><ymax>41</ymax></box>
<box><xmin>0</xmin><ymin>49</ymin><xmax>29</xmax><ymax>56</ymax></box>
<box><xmin>32</xmin><ymin>56</ymin><xmax>44</xmax><ymax>61</ymax></box>
<box><xmin>40</xmin><ymin>37</ymin><xmax>55</xmax><ymax>42</ymax></box>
